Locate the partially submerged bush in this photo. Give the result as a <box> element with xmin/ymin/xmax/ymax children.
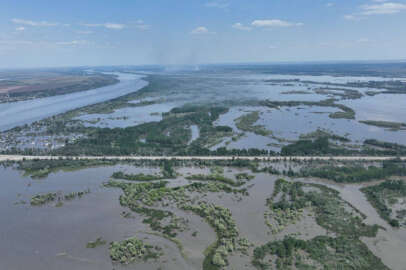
<box><xmin>30</xmin><ymin>193</ymin><xmax>57</xmax><ymax>206</ymax></box>
<box><xmin>109</xmin><ymin>237</ymin><xmax>161</xmax><ymax>264</ymax></box>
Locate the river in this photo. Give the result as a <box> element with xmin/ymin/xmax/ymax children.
<box><xmin>0</xmin><ymin>73</ymin><xmax>148</xmax><ymax>131</ymax></box>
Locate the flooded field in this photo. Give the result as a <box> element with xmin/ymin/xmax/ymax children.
<box><xmin>0</xmin><ymin>65</ymin><xmax>405</xmax><ymax>154</ymax></box>
<box><xmin>1</xmin><ymin>160</ymin><xmax>406</xmax><ymax>270</ymax></box>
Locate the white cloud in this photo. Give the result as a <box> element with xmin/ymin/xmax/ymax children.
<box><xmin>105</xmin><ymin>23</ymin><xmax>125</xmax><ymax>30</ymax></box>
<box><xmin>232</xmin><ymin>23</ymin><xmax>251</xmax><ymax>31</ymax></box>
<box><xmin>269</xmin><ymin>45</ymin><xmax>278</xmax><ymax>49</ymax></box>
<box><xmin>251</xmin><ymin>19</ymin><xmax>303</xmax><ymax>27</ymax></box>
<box><xmin>11</xmin><ymin>18</ymin><xmax>58</xmax><ymax>27</ymax></box>
<box><xmin>326</xmin><ymin>3</ymin><xmax>335</xmax><ymax>7</ymax></box>
<box><xmin>205</xmin><ymin>1</ymin><xmax>229</xmax><ymax>9</ymax></box>
<box><xmin>55</xmin><ymin>40</ymin><xmax>88</xmax><ymax>46</ymax></box>
<box><xmin>82</xmin><ymin>23</ymin><xmax>125</xmax><ymax>30</ymax></box>
<box><xmin>191</xmin><ymin>26</ymin><xmax>212</xmax><ymax>34</ymax></box>
<box><xmin>76</xmin><ymin>30</ymin><xmax>93</xmax><ymax>35</ymax></box>
<box><xmin>361</xmin><ymin>2</ymin><xmax>406</xmax><ymax>15</ymax></box>
<box><xmin>345</xmin><ymin>2</ymin><xmax>406</xmax><ymax>20</ymax></box>
<box><xmin>16</xmin><ymin>27</ymin><xmax>25</xmax><ymax>31</ymax></box>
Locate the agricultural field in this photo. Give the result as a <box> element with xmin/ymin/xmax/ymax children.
<box><xmin>0</xmin><ymin>69</ymin><xmax>118</xmax><ymax>102</ymax></box>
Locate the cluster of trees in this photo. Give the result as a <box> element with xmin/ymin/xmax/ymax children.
<box><xmin>364</xmin><ymin>139</ymin><xmax>406</xmax><ymax>155</ymax></box>
<box><xmin>182</xmin><ymin>202</ymin><xmax>239</xmax><ymax>268</ymax></box>
<box><xmin>252</xmin><ymin>236</ymin><xmax>388</xmax><ymax>270</ymax></box>
<box><xmin>280</xmin><ymin>137</ymin><xmax>344</xmax><ymax>156</ymax></box>
<box><xmin>362</xmin><ymin>180</ymin><xmax>406</xmax><ymax>227</ymax></box>
<box><xmin>298</xmin><ymin>160</ymin><xmax>406</xmax><ymax>183</ymax></box>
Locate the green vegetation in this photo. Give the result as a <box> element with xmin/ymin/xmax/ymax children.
<box><xmin>361</xmin><ymin>180</ymin><xmax>406</xmax><ymax>227</ymax></box>
<box><xmin>299</xmin><ymin>129</ymin><xmax>350</xmax><ymax>143</ymax></box>
<box><xmin>235</xmin><ymin>111</ymin><xmax>271</xmax><ymax>136</ymax></box>
<box><xmin>112</xmin><ymin>172</ymin><xmax>164</xmax><ymax>181</ymax></box>
<box><xmin>281</xmin><ymin>137</ymin><xmax>349</xmax><ymax>156</ymax></box>
<box><xmin>64</xmin><ymin>189</ymin><xmax>90</xmax><ymax>200</ymax></box>
<box><xmin>19</xmin><ymin>158</ymin><xmax>117</xmax><ymax>179</ymax></box>
<box><xmin>258</xmin><ymin>179</ymin><xmax>385</xmax><ymax>269</ymax></box>
<box><xmin>30</xmin><ymin>193</ymin><xmax>57</xmax><ymax>206</ymax></box>
<box><xmin>109</xmin><ymin>236</ymin><xmax>162</xmax><ymax>264</ymax></box>
<box><xmin>182</xmin><ymin>202</ymin><xmax>246</xmax><ymax>269</ymax></box>
<box><xmin>364</xmin><ymin>139</ymin><xmax>406</xmax><ymax>155</ymax></box>
<box><xmin>86</xmin><ymin>237</ymin><xmax>106</xmax><ymax>248</ymax></box>
<box><xmin>262</xmin><ymin>99</ymin><xmax>355</xmax><ymax>120</ymax></box>
<box><xmin>235</xmin><ymin>173</ymin><xmax>255</xmax><ymax>181</ymax></box>
<box><xmin>313</xmin><ymin>87</ymin><xmax>363</xmax><ymax>100</ymax></box>
<box><xmin>55</xmin><ymin>105</ymin><xmax>235</xmax><ymax>156</ymax></box>
<box><xmin>360</xmin><ymin>120</ymin><xmax>406</xmax><ymax>130</ymax></box>
<box><xmin>252</xmin><ymin>235</ymin><xmax>389</xmax><ymax>270</ymax></box>
<box><xmin>186</xmin><ymin>174</ymin><xmax>242</xmax><ymax>187</ymax></box>
<box><xmin>265</xmin><ymin>179</ymin><xmax>378</xmax><ymax>237</ymax></box>
<box><xmin>30</xmin><ymin>188</ymin><xmax>91</xmax><ymax>206</ymax></box>
<box><xmin>282</xmin><ymin>135</ymin><xmax>406</xmax><ymax>156</ymax></box>
<box><xmin>281</xmin><ymin>90</ymin><xmax>312</xmax><ymax>95</ymax></box>
<box><xmin>297</xmin><ymin>160</ymin><xmax>406</xmax><ymax>183</ymax></box>
<box><xmin>105</xmin><ymin>165</ymin><xmax>250</xmax><ymax>269</ymax></box>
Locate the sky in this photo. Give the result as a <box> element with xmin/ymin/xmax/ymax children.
<box><xmin>1</xmin><ymin>0</ymin><xmax>406</xmax><ymax>68</ymax></box>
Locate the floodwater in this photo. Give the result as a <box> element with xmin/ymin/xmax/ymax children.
<box><xmin>2</xmin><ymin>68</ymin><xmax>406</xmax><ymax>152</ymax></box>
<box><xmin>212</xmin><ymin>101</ymin><xmax>406</xmax><ymax>151</ymax></box>
<box><xmin>76</xmin><ymin>102</ymin><xmax>178</xmax><ymax>128</ymax></box>
<box><xmin>1</xmin><ymin>163</ymin><xmax>406</xmax><ymax>269</ymax></box>
<box><xmin>297</xmin><ymin>177</ymin><xmax>406</xmax><ymax>270</ymax></box>
<box><xmin>0</xmin><ymin>165</ymin><xmax>212</xmax><ymax>270</ymax></box>
<box><xmin>0</xmin><ymin>73</ymin><xmax>148</xmax><ymax>131</ymax></box>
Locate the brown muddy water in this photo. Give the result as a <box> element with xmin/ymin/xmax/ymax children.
<box><xmin>1</xmin><ymin>165</ymin><xmax>406</xmax><ymax>270</ymax></box>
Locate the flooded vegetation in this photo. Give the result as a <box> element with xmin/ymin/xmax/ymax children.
<box><xmin>1</xmin><ymin>158</ymin><xmax>406</xmax><ymax>269</ymax></box>
<box><xmin>1</xmin><ymin>63</ymin><xmax>406</xmax><ymax>155</ymax></box>
<box><xmin>0</xmin><ymin>63</ymin><xmax>406</xmax><ymax>269</ymax></box>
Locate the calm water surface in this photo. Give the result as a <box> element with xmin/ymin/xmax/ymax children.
<box><xmin>0</xmin><ymin>73</ymin><xmax>148</xmax><ymax>131</ymax></box>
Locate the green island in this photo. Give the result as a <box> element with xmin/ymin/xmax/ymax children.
<box><xmin>109</xmin><ymin>236</ymin><xmax>162</xmax><ymax>264</ymax></box>
<box><xmin>235</xmin><ymin>111</ymin><xmax>272</xmax><ymax>137</ymax></box>
<box><xmin>360</xmin><ymin>120</ymin><xmax>406</xmax><ymax>130</ymax></box>
<box><xmin>30</xmin><ymin>189</ymin><xmax>90</xmax><ymax>206</ymax></box>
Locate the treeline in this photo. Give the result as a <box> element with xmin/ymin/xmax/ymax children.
<box><xmin>280</xmin><ymin>137</ymin><xmax>406</xmax><ymax>156</ymax></box>
<box><xmin>364</xmin><ymin>139</ymin><xmax>406</xmax><ymax>155</ymax></box>
<box><xmin>111</xmin><ymin>160</ymin><xmax>176</xmax><ymax>181</ymax></box>
<box><xmin>297</xmin><ymin>160</ymin><xmax>406</xmax><ymax>183</ymax></box>
<box><xmin>280</xmin><ymin>137</ymin><xmax>349</xmax><ymax>156</ymax></box>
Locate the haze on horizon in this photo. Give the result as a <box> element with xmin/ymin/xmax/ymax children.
<box><xmin>1</xmin><ymin>0</ymin><xmax>406</xmax><ymax>68</ymax></box>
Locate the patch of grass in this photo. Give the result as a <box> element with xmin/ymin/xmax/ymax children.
<box><xmin>235</xmin><ymin>111</ymin><xmax>272</xmax><ymax>136</ymax></box>
<box><xmin>86</xmin><ymin>237</ymin><xmax>106</xmax><ymax>248</ymax></box>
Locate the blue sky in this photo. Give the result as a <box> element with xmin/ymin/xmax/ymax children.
<box><xmin>1</xmin><ymin>0</ymin><xmax>406</xmax><ymax>68</ymax></box>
